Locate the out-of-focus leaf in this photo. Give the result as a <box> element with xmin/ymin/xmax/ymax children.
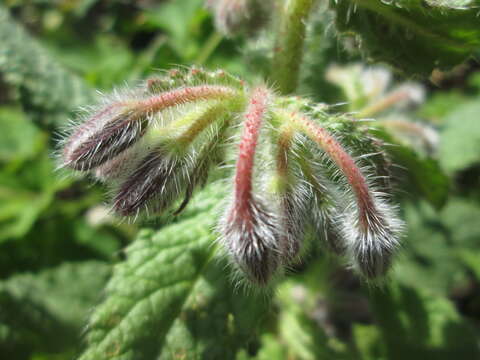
<box><xmin>332</xmin><ymin>0</ymin><xmax>480</xmax><ymax>75</ymax></box>
<box><xmin>247</xmin><ymin>334</ymin><xmax>286</xmax><ymax>360</ymax></box>
<box><xmin>368</xmin><ymin>283</ymin><xmax>479</xmax><ymax>359</ymax></box>
<box><xmin>50</xmin><ymin>35</ymin><xmax>135</xmax><ymax>89</ymax></box>
<box><xmin>0</xmin><ymin>154</ymin><xmax>64</xmax><ymax>242</ymax></box>
<box><xmin>79</xmin><ymin>183</ymin><xmax>269</xmax><ymax>360</ymax></box>
<box><xmin>299</xmin><ymin>7</ymin><xmax>347</xmax><ymax>104</ymax></box>
<box><xmin>394</xmin><ymin>199</ymin><xmax>480</xmax><ymax>295</ymax></box>
<box><xmin>440</xmin><ymin>100</ymin><xmax>480</xmax><ymax>172</ymax></box>
<box><xmin>417</xmin><ymin>91</ymin><xmax>466</xmax><ymax>124</ymax></box>
<box><xmin>277</xmin><ymin>282</ymin><xmax>350</xmax><ymax>360</ymax></box>
<box><xmin>372</xmin><ymin>128</ymin><xmax>449</xmax><ymax>209</ymax></box>
<box><xmin>143</xmin><ymin>0</ymin><xmax>209</xmax><ymax>62</ymax></box>
<box><xmin>352</xmin><ymin>324</ymin><xmax>384</xmax><ymax>360</ymax></box>
<box><xmin>0</xmin><ymin>5</ymin><xmax>94</xmax><ymax>127</ymax></box>
<box><xmin>457</xmin><ymin>249</ymin><xmax>480</xmax><ymax>280</ymax></box>
<box><xmin>0</xmin><ymin>261</ymin><xmax>110</xmax><ymax>359</ymax></box>
<box><xmin>0</xmin><ymin>107</ymin><xmax>44</xmax><ymax>162</ymax></box>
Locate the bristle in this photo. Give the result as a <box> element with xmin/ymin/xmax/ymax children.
<box><xmin>219</xmin><ymin>198</ymin><xmax>281</xmax><ymax>285</ymax></box>
<box><xmin>341</xmin><ymin>194</ymin><xmax>403</xmax><ymax>279</ymax></box>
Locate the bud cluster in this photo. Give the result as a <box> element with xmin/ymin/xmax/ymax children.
<box><xmin>60</xmin><ymin>67</ymin><xmax>403</xmax><ymax>285</ymax></box>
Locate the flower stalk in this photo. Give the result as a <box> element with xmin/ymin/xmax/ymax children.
<box><xmin>271</xmin><ymin>0</ymin><xmax>317</xmax><ymax>94</ymax></box>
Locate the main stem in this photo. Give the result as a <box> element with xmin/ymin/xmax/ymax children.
<box><xmin>271</xmin><ymin>0</ymin><xmax>316</xmax><ymax>95</ymax></box>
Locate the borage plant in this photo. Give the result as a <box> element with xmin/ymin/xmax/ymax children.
<box><xmin>60</xmin><ymin>67</ymin><xmax>402</xmax><ymax>284</ymax></box>
<box><xmin>3</xmin><ymin>0</ymin><xmax>480</xmax><ymax>358</ymax></box>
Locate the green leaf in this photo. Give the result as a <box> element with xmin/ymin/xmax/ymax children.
<box><xmin>0</xmin><ymin>261</ymin><xmax>110</xmax><ymax>359</ymax></box>
<box><xmin>368</xmin><ymin>283</ymin><xmax>480</xmax><ymax>359</ymax></box>
<box><xmin>440</xmin><ymin>100</ymin><xmax>480</xmax><ymax>172</ymax></box>
<box><xmin>276</xmin><ymin>281</ymin><xmax>350</xmax><ymax>360</ymax></box>
<box><xmin>144</xmin><ymin>0</ymin><xmax>209</xmax><ymax>62</ymax></box>
<box><xmin>0</xmin><ymin>5</ymin><xmax>94</xmax><ymax>127</ymax></box>
<box><xmin>416</xmin><ymin>91</ymin><xmax>467</xmax><ymax>124</ymax></box>
<box><xmin>457</xmin><ymin>249</ymin><xmax>480</xmax><ymax>280</ymax></box>
<box><xmin>79</xmin><ymin>184</ymin><xmax>269</xmax><ymax>360</ymax></box>
<box><xmin>0</xmin><ymin>154</ymin><xmax>60</xmax><ymax>242</ymax></box>
<box><xmin>0</xmin><ymin>107</ymin><xmax>45</xmax><ymax>162</ymax></box>
<box><xmin>248</xmin><ymin>334</ymin><xmax>286</xmax><ymax>360</ymax></box>
<box><xmin>372</xmin><ymin>128</ymin><xmax>450</xmax><ymax>209</ymax></box>
<box><xmin>394</xmin><ymin>199</ymin><xmax>480</xmax><ymax>295</ymax></box>
<box><xmin>332</xmin><ymin>0</ymin><xmax>480</xmax><ymax>75</ymax></box>
<box><xmin>352</xmin><ymin>324</ymin><xmax>384</xmax><ymax>360</ymax></box>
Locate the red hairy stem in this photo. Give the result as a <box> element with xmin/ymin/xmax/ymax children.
<box><xmin>292</xmin><ymin>113</ymin><xmax>375</xmax><ymax>229</ymax></box>
<box><xmin>144</xmin><ymin>85</ymin><xmax>237</xmax><ymax>112</ymax></box>
<box><xmin>234</xmin><ymin>86</ymin><xmax>270</xmax><ymax>215</ymax></box>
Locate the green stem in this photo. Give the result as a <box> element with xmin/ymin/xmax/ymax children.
<box><xmin>271</xmin><ymin>0</ymin><xmax>316</xmax><ymax>95</ymax></box>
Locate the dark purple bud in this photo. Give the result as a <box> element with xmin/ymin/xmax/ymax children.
<box><xmin>63</xmin><ymin>104</ymin><xmax>148</xmax><ymax>171</ymax></box>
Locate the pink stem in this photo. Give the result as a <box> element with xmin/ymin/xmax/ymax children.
<box><xmin>144</xmin><ymin>85</ymin><xmax>236</xmax><ymax>112</ymax></box>
<box><xmin>234</xmin><ymin>86</ymin><xmax>270</xmax><ymax>216</ymax></box>
<box><xmin>293</xmin><ymin>113</ymin><xmax>375</xmax><ymax>228</ymax></box>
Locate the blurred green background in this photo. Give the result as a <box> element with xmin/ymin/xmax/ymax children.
<box><xmin>1</xmin><ymin>0</ymin><xmax>480</xmax><ymax>359</ymax></box>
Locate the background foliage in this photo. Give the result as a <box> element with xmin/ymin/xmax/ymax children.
<box><xmin>1</xmin><ymin>0</ymin><xmax>480</xmax><ymax>359</ymax></box>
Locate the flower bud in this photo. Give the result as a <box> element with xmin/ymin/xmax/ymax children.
<box><xmin>112</xmin><ymin>103</ymin><xmax>232</xmax><ymax>216</ymax></box>
<box><xmin>219</xmin><ymin>86</ymin><xmax>282</xmax><ymax>284</ymax></box>
<box><xmin>93</xmin><ymin>143</ymin><xmax>144</xmax><ymax>182</ymax></box>
<box><xmin>342</xmin><ymin>197</ymin><xmax>403</xmax><ymax>279</ymax></box>
<box><xmin>220</xmin><ymin>199</ymin><xmax>281</xmax><ymax>285</ymax></box>
<box><xmin>270</xmin><ymin>129</ymin><xmax>310</xmax><ymax>262</ymax></box>
<box><xmin>62</xmin><ymin>103</ymin><xmax>148</xmax><ymax>171</ymax></box>
<box><xmin>112</xmin><ymin>146</ymin><xmax>181</xmax><ymax>216</ymax></box>
<box><xmin>290</xmin><ymin>112</ymin><xmax>403</xmax><ymax>278</ymax></box>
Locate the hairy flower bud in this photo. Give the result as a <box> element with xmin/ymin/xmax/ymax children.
<box><xmin>59</xmin><ymin>67</ymin><xmax>406</xmax><ymax>285</ymax></box>
<box><xmin>289</xmin><ymin>112</ymin><xmax>403</xmax><ymax>278</ymax></box>
<box><xmin>271</xmin><ymin>127</ymin><xmax>310</xmax><ymax>262</ymax></box>
<box><xmin>61</xmin><ymin>83</ymin><xmax>238</xmax><ymax>172</ymax></box>
<box><xmin>295</xmin><ymin>146</ymin><xmax>346</xmax><ymax>256</ymax></box>
<box><xmin>93</xmin><ymin>144</ymin><xmax>144</xmax><ymax>182</ymax></box>
<box><xmin>112</xmin><ymin>100</ymin><xmax>235</xmax><ymax>216</ymax></box>
<box><xmin>342</xmin><ymin>197</ymin><xmax>403</xmax><ymax>278</ymax></box>
<box><xmin>112</xmin><ymin>146</ymin><xmax>185</xmax><ymax>216</ymax></box>
<box><xmin>219</xmin><ymin>86</ymin><xmax>283</xmax><ymax>284</ymax></box>
<box><xmin>220</xmin><ymin>199</ymin><xmax>281</xmax><ymax>285</ymax></box>
<box><xmin>62</xmin><ymin>102</ymin><xmax>149</xmax><ymax>171</ymax></box>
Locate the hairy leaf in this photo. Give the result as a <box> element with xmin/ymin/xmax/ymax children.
<box><xmin>371</xmin><ymin>128</ymin><xmax>449</xmax><ymax>209</ymax></box>
<box><xmin>79</xmin><ymin>184</ymin><xmax>269</xmax><ymax>360</ymax></box>
<box><xmin>440</xmin><ymin>100</ymin><xmax>480</xmax><ymax>172</ymax></box>
<box><xmin>394</xmin><ymin>199</ymin><xmax>480</xmax><ymax>295</ymax></box>
<box><xmin>0</xmin><ymin>5</ymin><xmax>94</xmax><ymax>127</ymax></box>
<box><xmin>368</xmin><ymin>283</ymin><xmax>479</xmax><ymax>359</ymax></box>
<box><xmin>332</xmin><ymin>0</ymin><xmax>480</xmax><ymax>75</ymax></box>
<box><xmin>0</xmin><ymin>261</ymin><xmax>110</xmax><ymax>359</ymax></box>
<box><xmin>276</xmin><ymin>281</ymin><xmax>351</xmax><ymax>360</ymax></box>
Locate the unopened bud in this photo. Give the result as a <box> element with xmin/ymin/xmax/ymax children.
<box><xmin>112</xmin><ymin>146</ymin><xmax>184</xmax><ymax>216</ymax></box>
<box><xmin>342</xmin><ymin>196</ymin><xmax>403</xmax><ymax>279</ymax></box>
<box><xmin>62</xmin><ymin>103</ymin><xmax>148</xmax><ymax>171</ymax></box>
<box><xmin>220</xmin><ymin>199</ymin><xmax>281</xmax><ymax>285</ymax></box>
